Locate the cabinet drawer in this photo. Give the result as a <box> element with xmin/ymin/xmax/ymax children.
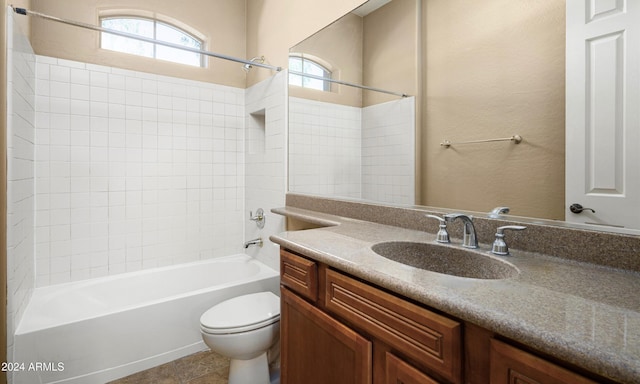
<box><xmin>490</xmin><ymin>339</ymin><xmax>597</xmax><ymax>384</ymax></box>
<box><xmin>385</xmin><ymin>352</ymin><xmax>440</xmax><ymax>384</ymax></box>
<box><xmin>325</xmin><ymin>268</ymin><xmax>462</xmax><ymax>384</ymax></box>
<box><xmin>280</xmin><ymin>250</ymin><xmax>318</xmax><ymax>301</ymax></box>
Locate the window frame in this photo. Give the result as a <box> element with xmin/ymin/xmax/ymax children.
<box><xmin>99</xmin><ymin>15</ymin><xmax>206</xmax><ymax>68</ymax></box>
<box><xmin>289</xmin><ymin>54</ymin><xmax>333</xmax><ymax>92</ymax></box>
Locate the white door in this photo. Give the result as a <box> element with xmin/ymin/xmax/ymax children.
<box><xmin>566</xmin><ymin>0</ymin><xmax>640</xmax><ymax>231</ymax></box>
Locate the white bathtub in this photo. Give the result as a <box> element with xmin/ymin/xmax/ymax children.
<box><xmin>13</xmin><ymin>254</ymin><xmax>280</xmax><ymax>384</ymax></box>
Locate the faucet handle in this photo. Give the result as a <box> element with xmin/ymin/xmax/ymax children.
<box><xmin>426</xmin><ymin>214</ymin><xmax>450</xmax><ymax>243</ymax></box>
<box><xmin>249</xmin><ymin>208</ymin><xmax>265</xmax><ymax>229</ymax></box>
<box><xmin>491</xmin><ymin>225</ymin><xmax>526</xmax><ymax>255</ymax></box>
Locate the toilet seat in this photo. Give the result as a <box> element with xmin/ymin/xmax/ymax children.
<box><xmin>200</xmin><ymin>291</ymin><xmax>280</xmax><ymax>335</ymax></box>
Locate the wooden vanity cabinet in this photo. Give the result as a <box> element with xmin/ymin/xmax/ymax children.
<box><xmin>280</xmin><ymin>249</ymin><xmax>460</xmax><ymax>384</ymax></box>
<box><xmin>280</xmin><ymin>249</ymin><xmax>610</xmax><ymax>384</ymax></box>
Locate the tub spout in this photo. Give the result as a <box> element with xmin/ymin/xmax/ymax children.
<box><xmin>244</xmin><ymin>238</ymin><xmax>263</xmax><ymax>248</ymax></box>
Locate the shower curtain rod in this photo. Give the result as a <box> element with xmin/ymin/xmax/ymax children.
<box><xmin>11</xmin><ymin>6</ymin><xmax>282</xmax><ymax>72</ymax></box>
<box><xmin>289</xmin><ymin>70</ymin><xmax>409</xmax><ymax>98</ymax></box>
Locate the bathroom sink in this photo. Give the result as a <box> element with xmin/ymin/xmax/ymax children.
<box><xmin>371</xmin><ymin>241</ymin><xmax>519</xmax><ymax>280</ymax></box>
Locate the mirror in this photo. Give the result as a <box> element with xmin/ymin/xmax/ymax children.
<box><xmin>288</xmin><ymin>0</ymin><xmax>418</xmax><ymax>205</ymax></box>
<box><xmin>288</xmin><ymin>0</ymin><xmax>640</xmax><ymax>235</ymax></box>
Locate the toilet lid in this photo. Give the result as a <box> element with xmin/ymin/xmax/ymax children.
<box><xmin>200</xmin><ymin>292</ymin><xmax>280</xmax><ymax>334</ymax></box>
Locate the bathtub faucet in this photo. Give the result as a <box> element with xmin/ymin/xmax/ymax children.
<box><xmin>244</xmin><ymin>238</ymin><xmax>263</xmax><ymax>248</ymax></box>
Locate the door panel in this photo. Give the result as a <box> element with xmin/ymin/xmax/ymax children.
<box><xmin>566</xmin><ymin>0</ymin><xmax>640</xmax><ymax>231</ymax></box>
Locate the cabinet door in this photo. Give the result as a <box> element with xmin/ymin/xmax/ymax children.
<box><xmin>385</xmin><ymin>352</ymin><xmax>441</xmax><ymax>384</ymax></box>
<box><xmin>281</xmin><ymin>287</ymin><xmax>372</xmax><ymax>384</ymax></box>
<box><xmin>490</xmin><ymin>339</ymin><xmax>597</xmax><ymax>384</ymax></box>
<box><xmin>325</xmin><ymin>268</ymin><xmax>462</xmax><ymax>383</ymax></box>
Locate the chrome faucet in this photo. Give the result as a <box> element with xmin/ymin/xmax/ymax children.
<box><xmin>244</xmin><ymin>238</ymin><xmax>263</xmax><ymax>249</ymax></box>
<box><xmin>489</xmin><ymin>206</ymin><xmax>510</xmax><ymax>218</ymax></box>
<box><xmin>444</xmin><ymin>213</ymin><xmax>478</xmax><ymax>248</ymax></box>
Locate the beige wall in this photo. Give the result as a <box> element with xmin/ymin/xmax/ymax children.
<box><xmin>363</xmin><ymin>0</ymin><xmax>418</xmax><ymax>106</ymax></box>
<box><xmin>28</xmin><ymin>0</ymin><xmax>367</xmax><ymax>88</ymax></box>
<box><xmin>271</xmin><ymin>0</ymin><xmax>418</xmax><ymax>108</ymax></box>
<box><xmin>246</xmin><ymin>0</ymin><xmax>364</xmax><ymax>87</ymax></box>
<box><xmin>422</xmin><ymin>0</ymin><xmax>565</xmax><ymax>220</ymax></box>
<box><xmin>289</xmin><ymin>13</ymin><xmax>363</xmax><ymax>107</ymax></box>
<box><xmin>31</xmin><ymin>0</ymin><xmax>248</xmax><ymax>87</ymax></box>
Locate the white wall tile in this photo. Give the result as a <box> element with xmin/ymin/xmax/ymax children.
<box><xmin>90</xmin><ymin>71</ymin><xmax>109</xmax><ymax>88</ymax></box>
<box><xmin>289</xmin><ymin>96</ymin><xmax>415</xmax><ymax>206</ymax></box>
<box><xmin>50</xmin><ymin>65</ymin><xmax>70</xmax><ymax>83</ymax></box>
<box><xmin>70</xmin><ymin>68</ymin><xmax>90</xmax><ymax>86</ymax></box>
<box><xmin>361</xmin><ymin>97</ymin><xmax>415</xmax><ymax>205</ymax></box>
<box><xmin>6</xmin><ymin>12</ymin><xmax>36</xmax><ymax>365</ymax></box>
<box><xmin>244</xmin><ymin>72</ymin><xmax>287</xmax><ymax>270</ymax></box>
<box><xmin>34</xmin><ymin>55</ymin><xmax>247</xmax><ymax>285</ymax></box>
<box><xmin>289</xmin><ymin>97</ymin><xmax>362</xmax><ymax>198</ymax></box>
<box><xmin>108</xmin><ymin>74</ymin><xmax>126</xmax><ymax>90</ymax></box>
<box><xmin>71</xmin><ymin>84</ymin><xmax>91</xmax><ymax>101</ymax></box>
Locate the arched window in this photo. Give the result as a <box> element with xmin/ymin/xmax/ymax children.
<box><xmin>100</xmin><ymin>16</ymin><xmax>205</xmax><ymax>67</ymax></box>
<box><xmin>289</xmin><ymin>55</ymin><xmax>332</xmax><ymax>91</ymax></box>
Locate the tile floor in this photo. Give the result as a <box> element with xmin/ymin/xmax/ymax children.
<box><xmin>107</xmin><ymin>350</ymin><xmax>230</xmax><ymax>384</ymax></box>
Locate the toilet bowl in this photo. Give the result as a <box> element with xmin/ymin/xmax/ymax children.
<box><xmin>200</xmin><ymin>291</ymin><xmax>280</xmax><ymax>384</ymax></box>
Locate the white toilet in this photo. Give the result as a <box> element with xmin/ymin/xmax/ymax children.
<box><xmin>200</xmin><ymin>291</ymin><xmax>280</xmax><ymax>384</ymax></box>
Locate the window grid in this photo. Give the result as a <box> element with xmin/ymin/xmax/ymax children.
<box><xmin>289</xmin><ymin>56</ymin><xmax>332</xmax><ymax>92</ymax></box>
<box><xmin>100</xmin><ymin>16</ymin><xmax>205</xmax><ymax>68</ymax></box>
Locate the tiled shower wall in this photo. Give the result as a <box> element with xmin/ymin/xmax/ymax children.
<box><xmin>362</xmin><ymin>97</ymin><xmax>415</xmax><ymax>205</ymax></box>
<box><xmin>288</xmin><ymin>96</ymin><xmax>415</xmax><ymax>204</ymax></box>
<box><xmin>288</xmin><ymin>97</ymin><xmax>362</xmax><ymax>198</ymax></box>
<box><xmin>6</xmin><ymin>11</ymin><xmax>36</xmax><ymax>376</ymax></box>
<box><xmin>34</xmin><ymin>56</ymin><xmax>246</xmax><ymax>286</ymax></box>
<box><xmin>244</xmin><ymin>71</ymin><xmax>287</xmax><ymax>270</ymax></box>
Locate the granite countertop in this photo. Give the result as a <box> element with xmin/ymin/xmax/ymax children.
<box><xmin>270</xmin><ymin>206</ymin><xmax>640</xmax><ymax>384</ymax></box>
